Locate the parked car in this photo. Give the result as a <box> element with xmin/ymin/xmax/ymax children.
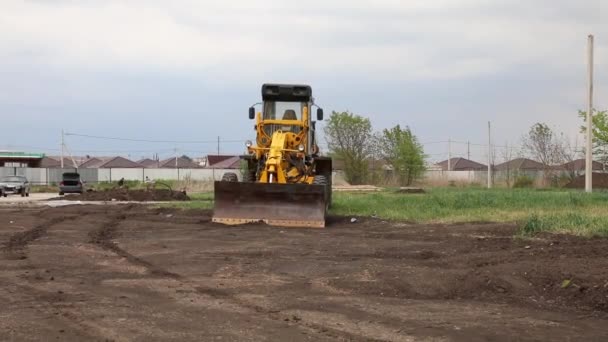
<box><xmin>0</xmin><ymin>176</ymin><xmax>30</xmax><ymax>197</ymax></box>
<box><xmin>59</xmin><ymin>172</ymin><xmax>85</xmax><ymax>195</ymax></box>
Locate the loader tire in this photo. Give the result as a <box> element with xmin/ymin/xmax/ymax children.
<box><xmin>242</xmin><ymin>171</ymin><xmax>256</xmax><ymax>183</ymax></box>
<box><xmin>313</xmin><ymin>175</ymin><xmax>332</xmax><ymax>210</ymax></box>
<box><xmin>221</xmin><ymin>172</ymin><xmax>238</xmax><ymax>182</ymax></box>
<box><xmin>314</xmin><ymin>174</ymin><xmax>333</xmax><ymax>209</ymax></box>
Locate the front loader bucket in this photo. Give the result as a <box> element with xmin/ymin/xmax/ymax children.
<box><xmin>212</xmin><ymin>181</ymin><xmax>328</xmax><ymax>228</ymax></box>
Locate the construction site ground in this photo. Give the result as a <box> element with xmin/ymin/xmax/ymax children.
<box><xmin>1</xmin><ymin>204</ymin><xmax>608</xmax><ymax>341</ymax></box>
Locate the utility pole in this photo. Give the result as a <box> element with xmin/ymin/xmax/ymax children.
<box><xmin>488</xmin><ymin>121</ymin><xmax>492</xmax><ymax>189</ymax></box>
<box><xmin>585</xmin><ymin>34</ymin><xmax>594</xmax><ymax>193</ymax></box>
<box><xmin>447</xmin><ymin>138</ymin><xmax>452</xmax><ymax>171</ymax></box>
<box><xmin>467</xmin><ymin>141</ymin><xmax>470</xmax><ymax>160</ymax></box>
<box><xmin>174</xmin><ymin>148</ymin><xmax>178</xmax><ymax>169</ymax></box>
<box><xmin>217</xmin><ymin>136</ymin><xmax>220</xmax><ymax>155</ymax></box>
<box><xmin>60</xmin><ymin>129</ymin><xmax>65</xmax><ymax>168</ymax></box>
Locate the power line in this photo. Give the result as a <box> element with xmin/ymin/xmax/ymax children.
<box><xmin>64</xmin><ymin>132</ymin><xmax>246</xmax><ymax>144</ymax></box>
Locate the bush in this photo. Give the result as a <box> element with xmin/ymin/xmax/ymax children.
<box><xmin>513</xmin><ymin>176</ymin><xmax>534</xmax><ymax>188</ymax></box>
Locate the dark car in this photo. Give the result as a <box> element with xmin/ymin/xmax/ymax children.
<box><xmin>59</xmin><ymin>172</ymin><xmax>85</xmax><ymax>195</ymax></box>
<box><xmin>0</xmin><ymin>176</ymin><xmax>30</xmax><ymax>197</ymax></box>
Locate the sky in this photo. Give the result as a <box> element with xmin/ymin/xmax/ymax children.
<box><xmin>1</xmin><ymin>0</ymin><xmax>607</xmax><ymax>163</ymax></box>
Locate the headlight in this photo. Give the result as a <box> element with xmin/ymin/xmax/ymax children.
<box><xmin>245</xmin><ymin>140</ymin><xmax>253</xmax><ymax>147</ymax></box>
<box><xmin>298</xmin><ymin>144</ymin><xmax>305</xmax><ymax>152</ymax></box>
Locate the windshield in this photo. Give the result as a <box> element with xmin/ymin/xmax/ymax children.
<box><xmin>1</xmin><ymin>176</ymin><xmax>25</xmax><ymax>182</ymax></box>
<box><xmin>263</xmin><ymin>101</ymin><xmax>306</xmax><ymax>120</ymax></box>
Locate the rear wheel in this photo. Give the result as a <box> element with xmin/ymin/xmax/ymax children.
<box><xmin>59</xmin><ymin>192</ymin><xmax>64</xmax><ymax>196</ymax></box>
<box><xmin>313</xmin><ymin>175</ymin><xmax>332</xmax><ymax>210</ymax></box>
<box><xmin>221</xmin><ymin>172</ymin><xmax>238</xmax><ymax>182</ymax></box>
<box><xmin>25</xmin><ymin>192</ymin><xmax>29</xmax><ymax>197</ymax></box>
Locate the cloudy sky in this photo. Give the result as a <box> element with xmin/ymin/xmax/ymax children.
<box><xmin>1</xmin><ymin>0</ymin><xmax>606</xmax><ymax>162</ymax></box>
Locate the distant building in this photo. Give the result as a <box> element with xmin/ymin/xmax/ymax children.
<box><xmin>80</xmin><ymin>156</ymin><xmax>142</xmax><ymax>168</ymax></box>
<box><xmin>561</xmin><ymin>159</ymin><xmax>604</xmax><ymax>172</ymax></box>
<box><xmin>137</xmin><ymin>158</ymin><xmax>160</xmax><ymax>168</ymax></box>
<box><xmin>39</xmin><ymin>156</ymin><xmax>81</xmax><ymax>168</ymax></box>
<box><xmin>494</xmin><ymin>158</ymin><xmax>545</xmax><ymax>171</ymax></box>
<box><xmin>0</xmin><ymin>151</ymin><xmax>45</xmax><ymax>167</ymax></box>
<box><xmin>157</xmin><ymin>156</ymin><xmax>201</xmax><ymax>169</ymax></box>
<box><xmin>435</xmin><ymin>158</ymin><xmax>488</xmax><ymax>171</ymax></box>
<box><xmin>205</xmin><ymin>155</ymin><xmax>242</xmax><ymax>169</ymax></box>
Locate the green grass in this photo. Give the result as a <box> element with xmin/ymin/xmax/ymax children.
<box><xmin>519</xmin><ymin>213</ymin><xmax>608</xmax><ymax>237</ymax></box>
<box><xmin>161</xmin><ymin>187</ymin><xmax>608</xmax><ymax>237</ymax></box>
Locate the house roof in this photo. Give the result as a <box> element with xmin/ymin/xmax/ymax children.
<box><xmin>79</xmin><ymin>156</ymin><xmax>141</xmax><ymax>168</ymax></box>
<box><xmin>79</xmin><ymin>157</ymin><xmax>105</xmax><ymax>168</ymax></box>
<box><xmin>39</xmin><ymin>156</ymin><xmax>79</xmax><ymax>168</ymax></box>
<box><xmin>206</xmin><ymin>156</ymin><xmax>242</xmax><ymax>169</ymax></box>
<box><xmin>158</xmin><ymin>156</ymin><xmax>201</xmax><ymax>168</ymax></box>
<box><xmin>562</xmin><ymin>159</ymin><xmax>604</xmax><ymax>171</ymax></box>
<box><xmin>436</xmin><ymin>158</ymin><xmax>487</xmax><ymax>171</ymax></box>
<box><xmin>207</xmin><ymin>155</ymin><xmax>237</xmax><ymax>166</ymax></box>
<box><xmin>98</xmin><ymin>156</ymin><xmax>142</xmax><ymax>168</ymax></box>
<box><xmin>494</xmin><ymin>158</ymin><xmax>545</xmax><ymax>171</ymax></box>
<box><xmin>137</xmin><ymin>158</ymin><xmax>160</xmax><ymax>168</ymax></box>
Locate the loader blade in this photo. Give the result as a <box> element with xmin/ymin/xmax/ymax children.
<box><xmin>212</xmin><ymin>181</ymin><xmax>328</xmax><ymax>228</ymax></box>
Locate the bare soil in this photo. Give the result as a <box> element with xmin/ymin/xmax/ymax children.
<box><xmin>565</xmin><ymin>172</ymin><xmax>608</xmax><ymax>189</ymax></box>
<box><xmin>1</xmin><ymin>205</ymin><xmax>608</xmax><ymax>341</ymax></box>
<box><xmin>56</xmin><ymin>189</ymin><xmax>190</xmax><ymax>201</ymax></box>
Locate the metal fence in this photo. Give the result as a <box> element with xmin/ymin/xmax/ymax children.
<box><xmin>0</xmin><ymin>167</ymin><xmax>240</xmax><ymax>185</ymax></box>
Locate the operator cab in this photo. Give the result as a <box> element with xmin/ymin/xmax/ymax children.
<box><xmin>248</xmin><ymin>83</ymin><xmax>324</xmax><ymax>154</ymax></box>
<box><xmin>249</xmin><ymin>84</ymin><xmax>323</xmax><ymax>122</ymax></box>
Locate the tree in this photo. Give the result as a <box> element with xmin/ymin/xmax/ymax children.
<box><xmin>579</xmin><ymin>109</ymin><xmax>608</xmax><ymax>164</ymax></box>
<box><xmin>324</xmin><ymin>111</ymin><xmax>374</xmax><ymax>184</ymax></box>
<box><xmin>521</xmin><ymin>123</ymin><xmax>569</xmax><ymax>185</ymax></box>
<box><xmin>378</xmin><ymin>125</ymin><xmax>425</xmax><ymax>186</ymax></box>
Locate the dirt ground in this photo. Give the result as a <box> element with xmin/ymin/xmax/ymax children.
<box><xmin>1</xmin><ymin>205</ymin><xmax>608</xmax><ymax>341</ymax></box>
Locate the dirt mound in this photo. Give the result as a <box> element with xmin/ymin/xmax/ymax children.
<box><xmin>58</xmin><ymin>189</ymin><xmax>190</xmax><ymax>202</ymax></box>
<box><xmin>565</xmin><ymin>173</ymin><xmax>608</xmax><ymax>188</ymax></box>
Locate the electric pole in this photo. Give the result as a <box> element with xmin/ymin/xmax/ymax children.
<box><xmin>60</xmin><ymin>129</ymin><xmax>65</xmax><ymax>168</ymax></box>
<box><xmin>467</xmin><ymin>141</ymin><xmax>470</xmax><ymax>160</ymax></box>
<box><xmin>488</xmin><ymin>121</ymin><xmax>492</xmax><ymax>189</ymax></box>
<box><xmin>585</xmin><ymin>34</ymin><xmax>594</xmax><ymax>193</ymax></box>
<box><xmin>174</xmin><ymin>148</ymin><xmax>178</xmax><ymax>169</ymax></box>
<box><xmin>447</xmin><ymin>138</ymin><xmax>452</xmax><ymax>171</ymax></box>
<box><xmin>217</xmin><ymin>136</ymin><xmax>220</xmax><ymax>155</ymax></box>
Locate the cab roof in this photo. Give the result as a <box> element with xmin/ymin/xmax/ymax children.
<box><xmin>261</xmin><ymin>84</ymin><xmax>312</xmax><ymax>102</ymax></box>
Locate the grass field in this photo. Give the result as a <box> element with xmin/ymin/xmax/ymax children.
<box><xmin>164</xmin><ymin>187</ymin><xmax>608</xmax><ymax>237</ymax></box>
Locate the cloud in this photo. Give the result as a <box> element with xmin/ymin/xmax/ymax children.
<box><xmin>3</xmin><ymin>0</ymin><xmax>604</xmax><ymax>79</ymax></box>
<box><xmin>0</xmin><ymin>0</ymin><xmax>606</xmax><ymax>158</ymax></box>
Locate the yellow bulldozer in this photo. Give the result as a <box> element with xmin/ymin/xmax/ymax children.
<box><xmin>212</xmin><ymin>84</ymin><xmax>332</xmax><ymax>228</ymax></box>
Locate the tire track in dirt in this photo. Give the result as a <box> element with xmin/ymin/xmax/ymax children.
<box><xmin>2</xmin><ymin>215</ymin><xmax>77</xmax><ymax>260</ymax></box>
<box><xmin>88</xmin><ymin>212</ymin><xmax>182</xmax><ymax>279</ymax></box>
<box><xmin>87</xmin><ymin>212</ymin><xmax>375</xmax><ymax>341</ymax></box>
